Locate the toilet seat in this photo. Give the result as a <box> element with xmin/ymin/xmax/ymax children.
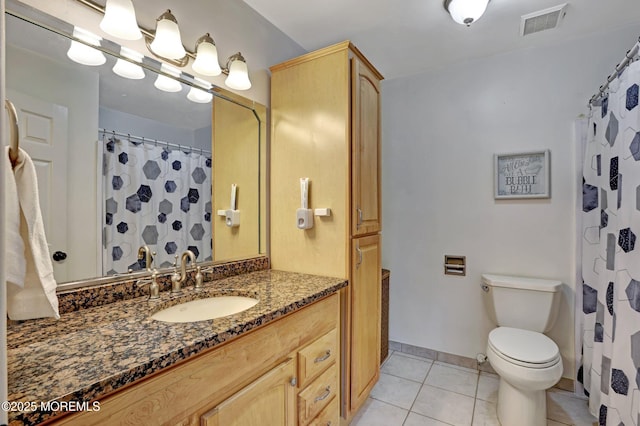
<box><xmin>488</xmin><ymin>327</ymin><xmax>560</xmax><ymax>369</ymax></box>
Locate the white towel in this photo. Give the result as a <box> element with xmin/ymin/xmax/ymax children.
<box><xmin>5</xmin><ymin>147</ymin><xmax>60</xmax><ymax>320</ymax></box>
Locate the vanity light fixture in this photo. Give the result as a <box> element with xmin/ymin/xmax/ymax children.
<box><xmin>73</xmin><ymin>0</ymin><xmax>253</xmax><ymax>90</ymax></box>
<box><xmin>192</xmin><ymin>33</ymin><xmax>222</xmax><ymax>76</ymax></box>
<box><xmin>112</xmin><ymin>47</ymin><xmax>145</xmax><ymax>79</ymax></box>
<box><xmin>444</xmin><ymin>0</ymin><xmax>490</xmax><ymax>26</ymax></box>
<box><xmin>67</xmin><ymin>27</ymin><xmax>106</xmax><ymax>66</ymax></box>
<box><xmin>223</xmin><ymin>53</ymin><xmax>252</xmax><ymax>91</ymax></box>
<box><xmin>148</xmin><ymin>9</ymin><xmax>187</xmax><ymax>61</ymax></box>
<box><xmin>154</xmin><ymin>64</ymin><xmax>183</xmax><ymax>92</ymax></box>
<box><xmin>187</xmin><ymin>78</ymin><xmax>214</xmax><ymax>103</ymax></box>
<box><xmin>100</xmin><ymin>0</ymin><xmax>142</xmax><ymax>41</ymax></box>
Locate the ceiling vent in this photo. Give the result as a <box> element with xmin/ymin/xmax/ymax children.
<box><xmin>520</xmin><ymin>3</ymin><xmax>568</xmax><ymax>37</ymax></box>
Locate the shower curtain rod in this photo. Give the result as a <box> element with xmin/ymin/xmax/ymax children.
<box><xmin>589</xmin><ymin>36</ymin><xmax>640</xmax><ymax>106</ymax></box>
<box><xmin>99</xmin><ymin>128</ymin><xmax>212</xmax><ymax>156</ymax></box>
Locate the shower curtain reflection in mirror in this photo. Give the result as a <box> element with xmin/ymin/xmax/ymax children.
<box><xmin>101</xmin><ymin>134</ymin><xmax>212</xmax><ymax>274</ymax></box>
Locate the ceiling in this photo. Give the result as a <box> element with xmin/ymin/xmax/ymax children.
<box><xmin>241</xmin><ymin>0</ymin><xmax>640</xmax><ymax>80</ymax></box>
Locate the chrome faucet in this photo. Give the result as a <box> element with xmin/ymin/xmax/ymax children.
<box><xmin>170</xmin><ymin>250</ymin><xmax>203</xmax><ymax>294</ymax></box>
<box><xmin>137</xmin><ymin>245</ymin><xmax>155</xmax><ymax>271</ymax></box>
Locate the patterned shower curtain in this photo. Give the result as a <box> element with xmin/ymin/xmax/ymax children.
<box><xmin>580</xmin><ymin>60</ymin><xmax>640</xmax><ymax>425</ymax></box>
<box><xmin>102</xmin><ymin>136</ymin><xmax>212</xmax><ymax>274</ymax></box>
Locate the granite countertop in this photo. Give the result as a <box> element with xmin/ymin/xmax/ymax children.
<box><xmin>6</xmin><ymin>269</ymin><xmax>347</xmax><ymax>425</ymax></box>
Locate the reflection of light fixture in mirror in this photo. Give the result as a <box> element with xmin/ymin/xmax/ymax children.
<box><xmin>67</xmin><ymin>27</ymin><xmax>106</xmax><ymax>66</ymax></box>
<box><xmin>154</xmin><ymin>64</ymin><xmax>182</xmax><ymax>92</ymax></box>
<box><xmin>187</xmin><ymin>78</ymin><xmax>213</xmax><ymax>103</ymax></box>
<box><xmin>444</xmin><ymin>0</ymin><xmax>490</xmax><ymax>26</ymax></box>
<box><xmin>192</xmin><ymin>33</ymin><xmax>221</xmax><ymax>76</ymax></box>
<box><xmin>223</xmin><ymin>53</ymin><xmax>251</xmax><ymax>91</ymax></box>
<box><xmin>112</xmin><ymin>47</ymin><xmax>145</xmax><ymax>80</ymax></box>
<box><xmin>149</xmin><ymin>9</ymin><xmax>186</xmax><ymax>60</ymax></box>
<box><xmin>100</xmin><ymin>0</ymin><xmax>142</xmax><ymax>40</ymax></box>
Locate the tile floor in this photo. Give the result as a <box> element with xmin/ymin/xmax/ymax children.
<box><xmin>350</xmin><ymin>351</ymin><xmax>598</xmax><ymax>426</ymax></box>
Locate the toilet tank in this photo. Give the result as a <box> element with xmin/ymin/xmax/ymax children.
<box><xmin>481</xmin><ymin>274</ymin><xmax>562</xmax><ymax>333</ymax></box>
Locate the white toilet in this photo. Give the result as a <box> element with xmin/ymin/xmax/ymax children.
<box><xmin>481</xmin><ymin>274</ymin><xmax>563</xmax><ymax>426</ymax></box>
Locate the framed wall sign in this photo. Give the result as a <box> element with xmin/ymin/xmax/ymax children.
<box><xmin>494</xmin><ymin>150</ymin><xmax>550</xmax><ymax>199</ymax></box>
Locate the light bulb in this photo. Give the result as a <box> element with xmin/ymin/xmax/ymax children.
<box><xmin>154</xmin><ymin>64</ymin><xmax>182</xmax><ymax>92</ymax></box>
<box><xmin>192</xmin><ymin>34</ymin><xmax>221</xmax><ymax>76</ymax></box>
<box><xmin>112</xmin><ymin>47</ymin><xmax>145</xmax><ymax>79</ymax></box>
<box><xmin>67</xmin><ymin>27</ymin><xmax>106</xmax><ymax>66</ymax></box>
<box><xmin>100</xmin><ymin>0</ymin><xmax>142</xmax><ymax>40</ymax></box>
<box><xmin>224</xmin><ymin>53</ymin><xmax>251</xmax><ymax>91</ymax></box>
<box><xmin>149</xmin><ymin>10</ymin><xmax>186</xmax><ymax>59</ymax></box>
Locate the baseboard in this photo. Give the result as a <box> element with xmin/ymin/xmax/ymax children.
<box><xmin>389</xmin><ymin>340</ymin><xmax>575</xmax><ymax>392</ymax></box>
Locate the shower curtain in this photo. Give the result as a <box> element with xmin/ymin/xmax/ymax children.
<box><xmin>580</xmin><ymin>60</ymin><xmax>640</xmax><ymax>425</ymax></box>
<box><xmin>102</xmin><ymin>136</ymin><xmax>212</xmax><ymax>274</ymax></box>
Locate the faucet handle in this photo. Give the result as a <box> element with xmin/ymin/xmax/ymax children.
<box><xmin>171</xmin><ymin>256</ymin><xmax>183</xmax><ymax>295</ymax></box>
<box><xmin>194</xmin><ymin>265</ymin><xmax>203</xmax><ymax>292</ymax></box>
<box><xmin>136</xmin><ymin>269</ymin><xmax>160</xmax><ymax>299</ymax></box>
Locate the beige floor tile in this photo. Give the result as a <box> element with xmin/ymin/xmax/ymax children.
<box><xmin>425</xmin><ymin>362</ymin><xmax>479</xmax><ymax>397</ymax></box>
<box><xmin>476</xmin><ymin>374</ymin><xmax>499</xmax><ymax>403</ymax></box>
<box><xmin>350</xmin><ymin>398</ymin><xmax>408</xmax><ymax>426</ymax></box>
<box><xmin>546</xmin><ymin>389</ymin><xmax>597</xmax><ymax>425</ymax></box>
<box><xmin>434</xmin><ymin>360</ymin><xmax>479</xmax><ymax>374</ymax></box>
<box><xmin>404</xmin><ymin>412</ymin><xmax>452</xmax><ymax>426</ymax></box>
<box><xmin>412</xmin><ymin>384</ymin><xmax>475</xmax><ymax>426</ymax></box>
<box><xmin>472</xmin><ymin>399</ymin><xmax>500</xmax><ymax>426</ymax></box>
<box><xmin>370</xmin><ymin>372</ymin><xmax>422</xmax><ymax>410</ymax></box>
<box><xmin>381</xmin><ymin>352</ymin><xmax>433</xmax><ymax>383</ymax></box>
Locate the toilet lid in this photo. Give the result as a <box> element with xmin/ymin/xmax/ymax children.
<box><xmin>489</xmin><ymin>327</ymin><xmax>559</xmax><ymax>367</ymax></box>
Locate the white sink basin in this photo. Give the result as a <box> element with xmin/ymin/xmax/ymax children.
<box><xmin>151</xmin><ymin>296</ymin><xmax>259</xmax><ymax>323</ymax></box>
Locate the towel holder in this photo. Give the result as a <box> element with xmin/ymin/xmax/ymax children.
<box><xmin>4</xmin><ymin>99</ymin><xmax>19</xmax><ymax>167</ymax></box>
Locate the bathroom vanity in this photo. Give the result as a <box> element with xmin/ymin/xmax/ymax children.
<box><xmin>6</xmin><ymin>269</ymin><xmax>347</xmax><ymax>425</ymax></box>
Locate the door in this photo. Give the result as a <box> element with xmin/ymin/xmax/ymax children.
<box><xmin>201</xmin><ymin>358</ymin><xmax>297</xmax><ymax>426</ymax></box>
<box><xmin>6</xmin><ymin>90</ymin><xmax>69</xmax><ymax>281</ymax></box>
<box><xmin>349</xmin><ymin>234</ymin><xmax>381</xmax><ymax>412</ymax></box>
<box><xmin>351</xmin><ymin>57</ymin><xmax>381</xmax><ymax>237</ymax></box>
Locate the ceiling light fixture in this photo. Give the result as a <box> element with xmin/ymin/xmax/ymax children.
<box><xmin>149</xmin><ymin>9</ymin><xmax>186</xmax><ymax>61</ymax></box>
<box><xmin>67</xmin><ymin>27</ymin><xmax>106</xmax><ymax>66</ymax></box>
<box><xmin>444</xmin><ymin>0</ymin><xmax>490</xmax><ymax>26</ymax></box>
<box><xmin>223</xmin><ymin>53</ymin><xmax>252</xmax><ymax>91</ymax></box>
<box><xmin>112</xmin><ymin>47</ymin><xmax>145</xmax><ymax>79</ymax></box>
<box><xmin>100</xmin><ymin>0</ymin><xmax>142</xmax><ymax>40</ymax></box>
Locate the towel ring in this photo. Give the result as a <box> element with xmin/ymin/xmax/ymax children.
<box><xmin>5</xmin><ymin>99</ymin><xmax>19</xmax><ymax>167</ymax></box>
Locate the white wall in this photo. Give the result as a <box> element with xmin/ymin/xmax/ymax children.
<box><xmin>99</xmin><ymin>106</ymin><xmax>212</xmax><ymax>153</ymax></box>
<box><xmin>382</xmin><ymin>24</ymin><xmax>640</xmax><ymax>379</ymax></box>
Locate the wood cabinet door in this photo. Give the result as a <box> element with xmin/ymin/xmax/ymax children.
<box><xmin>349</xmin><ymin>234</ymin><xmax>381</xmax><ymax>412</ymax></box>
<box><xmin>201</xmin><ymin>358</ymin><xmax>296</xmax><ymax>426</ymax></box>
<box><xmin>351</xmin><ymin>56</ymin><xmax>382</xmax><ymax>237</ymax></box>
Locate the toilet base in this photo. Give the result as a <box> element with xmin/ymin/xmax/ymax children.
<box><xmin>497</xmin><ymin>377</ymin><xmax>547</xmax><ymax>426</ymax></box>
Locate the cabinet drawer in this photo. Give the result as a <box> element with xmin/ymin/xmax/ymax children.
<box><xmin>298</xmin><ymin>363</ymin><xmax>338</xmax><ymax>426</ymax></box>
<box><xmin>307</xmin><ymin>396</ymin><xmax>339</xmax><ymax>426</ymax></box>
<box><xmin>298</xmin><ymin>328</ymin><xmax>338</xmax><ymax>387</ymax></box>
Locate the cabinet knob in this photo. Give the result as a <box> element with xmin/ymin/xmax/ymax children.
<box><xmin>52</xmin><ymin>251</ymin><xmax>67</xmax><ymax>262</ymax></box>
<box><xmin>290</xmin><ymin>377</ymin><xmax>297</xmax><ymax>387</ymax></box>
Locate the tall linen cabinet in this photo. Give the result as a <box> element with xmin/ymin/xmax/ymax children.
<box><xmin>270</xmin><ymin>41</ymin><xmax>383</xmax><ymax>422</ymax></box>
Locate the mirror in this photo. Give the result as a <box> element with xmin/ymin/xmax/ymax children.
<box><xmin>4</xmin><ymin>1</ymin><xmax>266</xmax><ymax>287</ymax></box>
